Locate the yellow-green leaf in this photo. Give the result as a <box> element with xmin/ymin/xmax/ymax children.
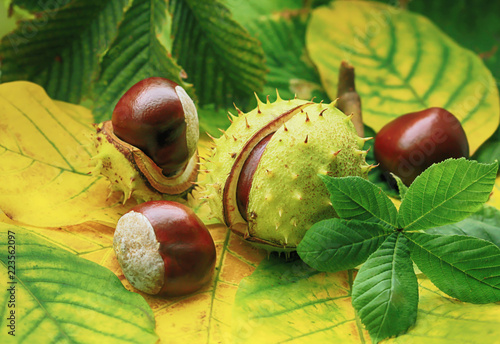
<box><xmin>150</xmin><ymin>226</ymin><xmax>266</xmax><ymax>343</ymax></box>
<box><xmin>0</xmin><ymin>83</ymin><xmax>268</xmax><ymax>341</ymax></box>
<box><xmin>0</xmin><ymin>222</ymin><xmax>157</xmax><ymax>344</ymax></box>
<box><xmin>0</xmin><ymin>81</ymin><xmax>132</xmax><ymax>227</ymax></box>
<box><xmin>233</xmin><ymin>258</ymin><xmax>362</xmax><ymax>343</ymax></box>
<box><xmin>233</xmin><ymin>257</ymin><xmax>500</xmax><ymax>343</ymax></box>
<box><xmin>0</xmin><ymin>210</ymin><xmax>266</xmax><ymax>344</ymax></box>
<box><xmin>307</xmin><ymin>1</ymin><xmax>499</xmax><ymax>153</ymax></box>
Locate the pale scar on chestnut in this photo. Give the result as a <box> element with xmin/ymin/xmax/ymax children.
<box><xmin>113</xmin><ymin>200</ymin><xmax>216</xmax><ymax>297</ymax></box>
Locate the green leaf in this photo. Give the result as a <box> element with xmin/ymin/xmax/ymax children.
<box><xmin>297</xmin><ymin>218</ymin><xmax>392</xmax><ymax>272</ymax></box>
<box><xmin>400</xmin><ymin>0</ymin><xmax>500</xmax><ymax>84</ymax></box>
<box><xmin>0</xmin><ymin>223</ymin><xmax>158</xmax><ymax>343</ymax></box>
<box><xmin>391</xmin><ymin>173</ymin><xmax>408</xmax><ymax>201</ymax></box>
<box><xmin>470</xmin><ymin>204</ymin><xmax>500</xmax><ymax>226</ymax></box>
<box><xmin>319</xmin><ymin>175</ymin><xmax>398</xmax><ymax>229</ymax></box>
<box><xmin>306</xmin><ymin>1</ymin><xmax>499</xmax><ymax>154</ymax></box>
<box><xmin>427</xmin><ymin>218</ymin><xmax>500</xmax><ymax>248</ymax></box>
<box><xmin>230</xmin><ymin>1</ymin><xmax>329</xmax><ymax>102</ymax></box>
<box><xmin>92</xmin><ymin>0</ymin><xmax>188</xmax><ymax>122</ymax></box>
<box><xmin>198</xmin><ymin>105</ymin><xmax>233</xmax><ymax>135</ymax></box>
<box><xmin>0</xmin><ymin>0</ymin><xmax>130</xmax><ymax>103</ymax></box>
<box><xmin>1</xmin><ymin>2</ymin><xmax>33</xmax><ymax>40</ymax></box>
<box><xmin>11</xmin><ymin>0</ymin><xmax>67</xmax><ymax>12</ymax></box>
<box><xmin>352</xmin><ymin>233</ymin><xmax>418</xmax><ymax>344</ymax></box>
<box><xmin>427</xmin><ymin>205</ymin><xmax>500</xmax><ymax>248</ymax></box>
<box><xmin>398</xmin><ymin>158</ymin><xmax>498</xmax><ymax>231</ymax></box>
<box><xmin>169</xmin><ymin>0</ymin><xmax>267</xmax><ymax>109</ymax></box>
<box><xmin>0</xmin><ymin>3</ymin><xmax>17</xmax><ymax>40</ymax></box>
<box><xmin>406</xmin><ymin>232</ymin><xmax>500</xmax><ymax>304</ymax></box>
<box><xmin>225</xmin><ymin>0</ymin><xmax>303</xmax><ymax>24</ymax></box>
<box><xmin>472</xmin><ymin>140</ymin><xmax>500</xmax><ymax>168</ymax></box>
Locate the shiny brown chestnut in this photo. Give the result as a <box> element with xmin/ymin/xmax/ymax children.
<box><xmin>112</xmin><ymin>77</ymin><xmax>199</xmax><ymax>176</ymax></box>
<box><xmin>236</xmin><ymin>133</ymin><xmax>274</xmax><ymax>221</ymax></box>
<box><xmin>113</xmin><ymin>201</ymin><xmax>216</xmax><ymax>296</ymax></box>
<box><xmin>374</xmin><ymin>107</ymin><xmax>469</xmax><ymax>186</ymax></box>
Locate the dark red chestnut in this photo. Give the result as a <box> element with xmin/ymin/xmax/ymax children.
<box><xmin>236</xmin><ymin>134</ymin><xmax>274</xmax><ymax>221</ymax></box>
<box><xmin>111</xmin><ymin>77</ymin><xmax>199</xmax><ymax>176</ymax></box>
<box><xmin>374</xmin><ymin>107</ymin><xmax>469</xmax><ymax>186</ymax></box>
<box><xmin>113</xmin><ymin>201</ymin><xmax>216</xmax><ymax>296</ymax></box>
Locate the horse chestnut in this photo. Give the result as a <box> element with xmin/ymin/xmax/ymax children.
<box><xmin>113</xmin><ymin>201</ymin><xmax>216</xmax><ymax>296</ymax></box>
<box><xmin>93</xmin><ymin>77</ymin><xmax>199</xmax><ymax>201</ymax></box>
<box><xmin>202</xmin><ymin>95</ymin><xmax>373</xmax><ymax>251</ymax></box>
<box><xmin>374</xmin><ymin>107</ymin><xmax>469</xmax><ymax>186</ymax></box>
<box><xmin>112</xmin><ymin>77</ymin><xmax>199</xmax><ymax>176</ymax></box>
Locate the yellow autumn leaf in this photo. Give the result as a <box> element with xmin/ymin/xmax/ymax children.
<box><xmin>307</xmin><ymin>1</ymin><xmax>499</xmax><ymax>153</ymax></box>
<box><xmin>487</xmin><ymin>175</ymin><xmax>500</xmax><ymax>209</ymax></box>
<box><xmin>0</xmin><ymin>81</ymin><xmax>134</xmax><ymax>227</ymax></box>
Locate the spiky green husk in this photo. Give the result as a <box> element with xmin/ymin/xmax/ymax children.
<box><xmin>91</xmin><ymin>129</ymin><xmax>164</xmax><ymax>203</ymax></box>
<box><xmin>248</xmin><ymin>104</ymin><xmax>369</xmax><ymax>248</ymax></box>
<box><xmin>201</xmin><ymin>97</ymin><xmax>311</xmax><ymax>222</ymax></box>
<box><xmin>202</xmin><ymin>96</ymin><xmax>371</xmax><ymax>251</ymax></box>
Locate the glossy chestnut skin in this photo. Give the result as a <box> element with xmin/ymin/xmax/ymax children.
<box><xmin>112</xmin><ymin>77</ymin><xmax>189</xmax><ymax>176</ymax></box>
<box><xmin>129</xmin><ymin>201</ymin><xmax>215</xmax><ymax>296</ymax></box>
<box><xmin>236</xmin><ymin>134</ymin><xmax>274</xmax><ymax>221</ymax></box>
<box><xmin>374</xmin><ymin>107</ymin><xmax>469</xmax><ymax>185</ymax></box>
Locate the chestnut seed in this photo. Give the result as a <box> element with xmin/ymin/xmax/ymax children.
<box><xmin>112</xmin><ymin>77</ymin><xmax>199</xmax><ymax>176</ymax></box>
<box><xmin>113</xmin><ymin>201</ymin><xmax>216</xmax><ymax>296</ymax></box>
<box><xmin>374</xmin><ymin>107</ymin><xmax>469</xmax><ymax>186</ymax></box>
<box><xmin>236</xmin><ymin>133</ymin><xmax>274</xmax><ymax>221</ymax></box>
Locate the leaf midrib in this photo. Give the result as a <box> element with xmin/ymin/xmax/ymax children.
<box><xmin>0</xmin><ymin>94</ymin><xmax>76</xmax><ymax>171</ymax></box>
<box><xmin>330</xmin><ymin>181</ymin><xmax>397</xmax><ymax>229</ymax></box>
<box><xmin>306</xmin><ymin>231</ymin><xmax>390</xmax><ymax>255</ymax></box>
<box><xmin>348</xmin><ymin>269</ymin><xmax>367</xmax><ymax>344</ymax></box>
<box><xmin>354</xmin><ymin>11</ymin><xmax>427</xmax><ymax>108</ymax></box>
<box><xmin>206</xmin><ymin>220</ymin><xmax>232</xmax><ymax>343</ymax></box>
<box><xmin>254</xmin><ymin>295</ymin><xmax>349</xmax><ymax>320</ymax></box>
<box><xmin>375</xmin><ymin>233</ymin><xmax>401</xmax><ymax>340</ymax></box>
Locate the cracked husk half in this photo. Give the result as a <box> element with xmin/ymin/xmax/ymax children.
<box><xmin>92</xmin><ymin>121</ymin><xmax>199</xmax><ymax>203</ymax></box>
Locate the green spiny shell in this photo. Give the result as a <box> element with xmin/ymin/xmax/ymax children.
<box><xmin>202</xmin><ymin>95</ymin><xmax>372</xmax><ymax>251</ymax></box>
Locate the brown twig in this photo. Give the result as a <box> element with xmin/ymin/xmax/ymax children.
<box><xmin>336</xmin><ymin>61</ymin><xmax>364</xmax><ymax>137</ymax></box>
<box><xmin>398</xmin><ymin>0</ymin><xmax>410</xmax><ymax>10</ymax></box>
